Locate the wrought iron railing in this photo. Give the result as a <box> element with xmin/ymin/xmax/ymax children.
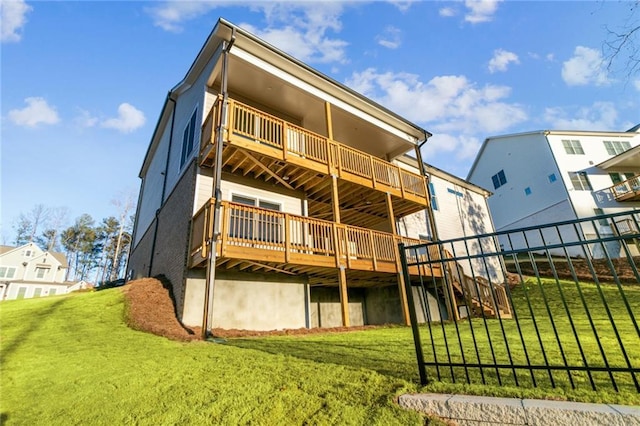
<box><xmin>400</xmin><ymin>210</ymin><xmax>640</xmax><ymax>393</ymax></box>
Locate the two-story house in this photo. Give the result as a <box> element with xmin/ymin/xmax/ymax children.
<box><xmin>0</xmin><ymin>242</ymin><xmax>89</xmax><ymax>300</ymax></box>
<box><xmin>467</xmin><ymin>128</ymin><xmax>640</xmax><ymax>258</ymax></box>
<box><xmin>128</xmin><ymin>19</ymin><xmax>508</xmax><ymax>333</ymax></box>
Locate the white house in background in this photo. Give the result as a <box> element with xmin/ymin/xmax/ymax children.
<box><xmin>0</xmin><ymin>242</ymin><xmax>91</xmax><ymax>300</ymax></box>
<box><xmin>467</xmin><ymin>127</ymin><xmax>640</xmax><ymax>257</ymax></box>
<box><xmin>397</xmin><ymin>158</ymin><xmax>504</xmax><ymax>284</ymax></box>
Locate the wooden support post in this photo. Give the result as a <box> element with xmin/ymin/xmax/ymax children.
<box><xmin>330</xmin><ymin>172</ymin><xmax>349</xmax><ymax>326</ymax></box>
<box><xmin>325</xmin><ymin>102</ymin><xmax>333</xmax><ymax>140</ymax></box>
<box><xmin>387</xmin><ymin>192</ymin><xmax>410</xmax><ymax>325</ymax></box>
<box><xmin>338</xmin><ymin>266</ymin><xmax>350</xmax><ymax>327</ymax></box>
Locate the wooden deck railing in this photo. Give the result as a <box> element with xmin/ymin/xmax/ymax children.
<box><xmin>190</xmin><ymin>199</ymin><xmax>438</xmax><ymax>275</ymax></box>
<box><xmin>608</xmin><ymin>175</ymin><xmax>640</xmax><ymax>201</ymax></box>
<box><xmin>201</xmin><ymin>97</ymin><xmax>428</xmax><ymax>203</ymax></box>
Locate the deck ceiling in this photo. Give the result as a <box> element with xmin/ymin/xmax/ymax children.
<box><xmin>216</xmin><ymin>55</ymin><xmax>415</xmax><ymax>160</ymax></box>
<box><xmin>215</xmin><ymin>257</ymin><xmax>401</xmax><ymax>287</ymax></box>
<box><xmin>220</xmin><ymin>144</ymin><xmax>426</xmax><ymax>229</ymax></box>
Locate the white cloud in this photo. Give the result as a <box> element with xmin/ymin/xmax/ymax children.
<box><xmin>387</xmin><ymin>1</ymin><xmax>415</xmax><ymax>12</ymax></box>
<box><xmin>345</xmin><ymin>69</ymin><xmax>526</xmax><ymax>161</ymax></box>
<box><xmin>439</xmin><ymin>7</ymin><xmax>457</xmax><ymax>17</ymax></box>
<box><xmin>543</xmin><ymin>102</ymin><xmax>619</xmax><ymax>130</ymax></box>
<box><xmin>561</xmin><ymin>46</ymin><xmax>610</xmax><ymax>86</ymax></box>
<box><xmin>8</xmin><ymin>97</ymin><xmax>60</xmax><ymax>127</ymax></box>
<box><xmin>488</xmin><ymin>49</ymin><xmax>519</xmax><ymax>73</ymax></box>
<box><xmin>74</xmin><ymin>109</ymin><xmax>99</xmax><ymax>128</ymax></box>
<box><xmin>148</xmin><ymin>1</ymin><xmax>349</xmax><ymax>64</ymax></box>
<box><xmin>101</xmin><ymin>103</ymin><xmax>146</xmax><ymax>133</ymax></box>
<box><xmin>376</xmin><ymin>26</ymin><xmax>402</xmax><ymax>49</ymax></box>
<box><xmin>465</xmin><ymin>0</ymin><xmax>502</xmax><ymax>23</ymax></box>
<box><xmin>146</xmin><ymin>1</ymin><xmax>217</xmax><ymax>33</ymax></box>
<box><xmin>1</xmin><ymin>0</ymin><xmax>32</xmax><ymax>42</ymax></box>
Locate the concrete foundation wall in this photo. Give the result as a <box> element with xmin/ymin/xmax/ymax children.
<box><xmin>209</xmin><ymin>271</ymin><xmax>309</xmax><ymax>331</ymax></box>
<box><xmin>309</xmin><ymin>284</ymin><xmax>444</xmax><ymax>328</ymax></box>
<box><xmin>309</xmin><ymin>287</ymin><xmax>366</xmax><ymax>328</ymax></box>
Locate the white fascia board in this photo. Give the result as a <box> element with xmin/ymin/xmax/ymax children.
<box><xmin>231</xmin><ymin>47</ymin><xmax>417</xmax><ymax>144</ymax></box>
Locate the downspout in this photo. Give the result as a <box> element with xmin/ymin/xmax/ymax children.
<box><xmin>416</xmin><ymin>133</ymin><xmax>439</xmax><ymax>242</ymax></box>
<box><xmin>202</xmin><ymin>28</ymin><xmax>236</xmax><ymax>338</ymax></box>
<box><xmin>148</xmin><ymin>94</ymin><xmax>177</xmax><ymax>277</ymax></box>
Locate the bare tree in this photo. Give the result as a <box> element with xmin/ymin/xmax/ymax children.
<box><xmin>28</xmin><ymin>204</ymin><xmax>50</xmax><ymax>243</ymax></box>
<box><xmin>604</xmin><ymin>1</ymin><xmax>640</xmax><ymax>78</ymax></box>
<box><xmin>110</xmin><ymin>191</ymin><xmax>136</xmax><ymax>281</ymax></box>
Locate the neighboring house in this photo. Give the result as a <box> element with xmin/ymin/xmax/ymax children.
<box><xmin>0</xmin><ymin>242</ymin><xmax>91</xmax><ymax>300</ymax></box>
<box><xmin>128</xmin><ymin>19</ymin><xmax>506</xmax><ymax>333</ymax></box>
<box><xmin>467</xmin><ymin>128</ymin><xmax>640</xmax><ymax>258</ymax></box>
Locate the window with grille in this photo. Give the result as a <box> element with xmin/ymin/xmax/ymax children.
<box><xmin>562</xmin><ymin>139</ymin><xmax>584</xmax><ymax>155</ymax></box>
<box><xmin>603</xmin><ymin>140</ymin><xmax>631</xmax><ymax>156</ymax></box>
<box><xmin>491</xmin><ymin>170</ymin><xmax>507</xmax><ymax>189</ymax></box>
<box><xmin>568</xmin><ymin>171</ymin><xmax>592</xmax><ymax>191</ymax></box>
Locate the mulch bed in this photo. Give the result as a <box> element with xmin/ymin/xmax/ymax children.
<box><xmin>123</xmin><ymin>278</ymin><xmax>201</xmax><ymax>342</ymax></box>
<box><xmin>122</xmin><ymin>277</ymin><xmax>390</xmax><ymax>341</ymax></box>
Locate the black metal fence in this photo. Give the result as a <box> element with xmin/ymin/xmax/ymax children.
<box><xmin>399</xmin><ymin>210</ymin><xmax>640</xmax><ymax>393</ymax></box>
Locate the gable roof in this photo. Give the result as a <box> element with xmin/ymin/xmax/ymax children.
<box><xmin>140</xmin><ymin>18</ymin><xmax>430</xmax><ymax>177</ymax></box>
<box><xmin>467</xmin><ymin>128</ymin><xmax>639</xmax><ymax>180</ymax></box>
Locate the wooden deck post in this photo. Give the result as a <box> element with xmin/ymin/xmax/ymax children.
<box><xmin>338</xmin><ymin>266</ymin><xmax>350</xmax><ymax>327</ymax></box>
<box><xmin>387</xmin><ymin>193</ymin><xmax>411</xmax><ymax>326</ymax></box>
<box><xmin>331</xmin><ymin>173</ymin><xmax>349</xmax><ymax>327</ymax></box>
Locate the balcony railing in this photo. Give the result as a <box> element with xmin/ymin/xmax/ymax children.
<box><xmin>608</xmin><ymin>174</ymin><xmax>640</xmax><ymax>201</ymax></box>
<box><xmin>201</xmin><ymin>96</ymin><xmax>428</xmax><ymax>204</ymax></box>
<box><xmin>190</xmin><ymin>199</ymin><xmax>441</xmax><ymax>277</ymax></box>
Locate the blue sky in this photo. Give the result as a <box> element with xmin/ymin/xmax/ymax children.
<box><xmin>2</xmin><ymin>0</ymin><xmax>638</xmax><ymax>243</ymax></box>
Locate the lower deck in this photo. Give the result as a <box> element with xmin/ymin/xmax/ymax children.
<box><xmin>190</xmin><ymin>199</ymin><xmax>443</xmax><ymax>282</ymax></box>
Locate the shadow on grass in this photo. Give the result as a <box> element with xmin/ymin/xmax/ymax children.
<box><xmin>1</xmin><ymin>298</ymin><xmax>68</xmax><ymax>362</ymax></box>
<box><xmin>224</xmin><ymin>336</ymin><xmax>421</xmax><ymax>383</ymax></box>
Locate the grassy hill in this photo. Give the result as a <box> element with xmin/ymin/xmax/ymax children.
<box><xmin>0</xmin><ymin>289</ymin><xmax>424</xmax><ymax>425</ymax></box>
<box><xmin>2</xmin><ymin>279</ymin><xmax>638</xmax><ymax>425</ymax></box>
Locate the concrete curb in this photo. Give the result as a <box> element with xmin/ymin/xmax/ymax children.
<box><xmin>398</xmin><ymin>393</ymin><xmax>640</xmax><ymax>426</ymax></box>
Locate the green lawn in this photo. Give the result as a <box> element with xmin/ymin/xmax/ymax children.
<box><xmin>0</xmin><ymin>290</ymin><xmax>425</xmax><ymax>425</ymax></box>
<box><xmin>1</xmin><ymin>280</ymin><xmax>638</xmax><ymax>425</ymax></box>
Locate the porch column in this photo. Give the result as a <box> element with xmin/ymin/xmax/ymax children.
<box><xmin>387</xmin><ymin>192</ymin><xmax>411</xmax><ymax>326</ymax></box>
<box><xmin>331</xmin><ymin>174</ymin><xmax>350</xmax><ymax>327</ymax></box>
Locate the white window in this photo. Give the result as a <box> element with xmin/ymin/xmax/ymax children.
<box><xmin>562</xmin><ymin>139</ymin><xmax>584</xmax><ymax>155</ymax></box>
<box><xmin>569</xmin><ymin>172</ymin><xmax>592</xmax><ymax>191</ymax></box>
<box><xmin>603</xmin><ymin>140</ymin><xmax>631</xmax><ymax>156</ymax></box>
<box><xmin>24</xmin><ymin>249</ymin><xmax>33</xmax><ymax>257</ymax></box>
<box><xmin>180</xmin><ymin>108</ymin><xmax>199</xmax><ymax>169</ymax></box>
<box><xmin>35</xmin><ymin>267</ymin><xmax>49</xmax><ymax>279</ymax></box>
<box><xmin>0</xmin><ymin>267</ymin><xmax>16</xmax><ymax>279</ymax></box>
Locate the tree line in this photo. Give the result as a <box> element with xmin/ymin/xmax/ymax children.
<box><xmin>12</xmin><ymin>198</ymin><xmax>135</xmax><ymax>285</ymax></box>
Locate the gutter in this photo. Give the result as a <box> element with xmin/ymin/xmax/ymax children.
<box><xmin>148</xmin><ymin>94</ymin><xmax>177</xmax><ymax>277</ymax></box>
<box><xmin>415</xmin><ymin>134</ymin><xmax>439</xmax><ymax>242</ymax></box>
